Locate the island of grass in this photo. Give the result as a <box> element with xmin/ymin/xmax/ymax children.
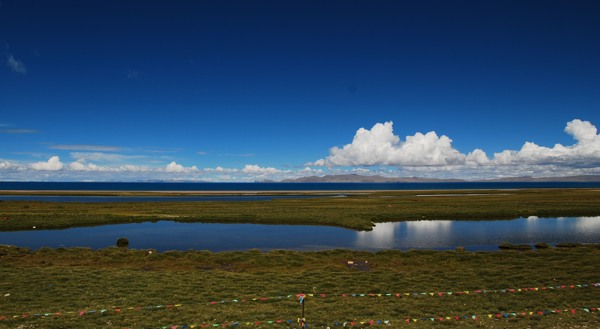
<box><xmin>1</xmin><ymin>188</ymin><xmax>599</xmax><ymax>231</ymax></box>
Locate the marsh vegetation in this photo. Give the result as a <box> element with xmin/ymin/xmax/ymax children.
<box><xmin>1</xmin><ymin>188</ymin><xmax>599</xmax><ymax>328</ymax></box>
<box><xmin>1</xmin><ymin>188</ymin><xmax>600</xmax><ymax>231</ymax></box>
<box><xmin>1</xmin><ymin>245</ymin><xmax>599</xmax><ymax>328</ymax></box>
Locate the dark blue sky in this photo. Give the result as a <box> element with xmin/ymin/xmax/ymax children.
<box><xmin>1</xmin><ymin>1</ymin><xmax>599</xmax><ymax>181</ymax></box>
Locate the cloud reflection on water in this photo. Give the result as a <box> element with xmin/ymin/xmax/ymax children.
<box><xmin>525</xmin><ymin>215</ymin><xmax>600</xmax><ymax>234</ymax></box>
<box><xmin>2</xmin><ymin>217</ymin><xmax>600</xmax><ymax>251</ymax></box>
<box><xmin>405</xmin><ymin>220</ymin><xmax>453</xmax><ymax>248</ymax></box>
<box><xmin>574</xmin><ymin>216</ymin><xmax>600</xmax><ymax>231</ymax></box>
<box><xmin>355</xmin><ymin>222</ymin><xmax>399</xmax><ymax>249</ymax></box>
<box><xmin>355</xmin><ymin>220</ymin><xmax>454</xmax><ymax>250</ymax></box>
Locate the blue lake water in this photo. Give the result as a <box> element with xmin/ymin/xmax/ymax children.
<box><xmin>0</xmin><ymin>194</ymin><xmax>324</xmax><ymax>202</ymax></box>
<box><xmin>2</xmin><ymin>181</ymin><xmax>600</xmax><ymax>191</ymax></box>
<box><xmin>1</xmin><ymin>217</ymin><xmax>598</xmax><ymax>252</ymax></box>
<box><xmin>2</xmin><ymin>181</ymin><xmax>599</xmax><ymax>252</ymax></box>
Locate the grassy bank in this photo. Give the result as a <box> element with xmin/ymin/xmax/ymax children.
<box><xmin>1</xmin><ymin>188</ymin><xmax>600</xmax><ymax>231</ymax></box>
<box><xmin>1</xmin><ymin>188</ymin><xmax>599</xmax><ymax>328</ymax></box>
<box><xmin>0</xmin><ymin>245</ymin><xmax>599</xmax><ymax>328</ymax></box>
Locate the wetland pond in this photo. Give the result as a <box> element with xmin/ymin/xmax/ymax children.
<box><xmin>1</xmin><ymin>216</ymin><xmax>599</xmax><ymax>252</ymax></box>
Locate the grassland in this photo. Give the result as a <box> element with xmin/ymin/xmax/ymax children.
<box><xmin>1</xmin><ymin>188</ymin><xmax>600</xmax><ymax>231</ymax></box>
<box><xmin>1</xmin><ymin>188</ymin><xmax>599</xmax><ymax>328</ymax></box>
<box><xmin>1</xmin><ymin>245</ymin><xmax>599</xmax><ymax>328</ymax></box>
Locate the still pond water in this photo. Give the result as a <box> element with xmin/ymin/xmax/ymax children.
<box><xmin>1</xmin><ymin>217</ymin><xmax>599</xmax><ymax>252</ymax></box>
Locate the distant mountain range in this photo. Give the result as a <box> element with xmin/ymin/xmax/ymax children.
<box><xmin>482</xmin><ymin>175</ymin><xmax>600</xmax><ymax>182</ymax></box>
<box><xmin>272</xmin><ymin>174</ymin><xmax>600</xmax><ymax>183</ymax></box>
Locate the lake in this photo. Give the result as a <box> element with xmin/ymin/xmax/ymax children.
<box><xmin>0</xmin><ymin>194</ymin><xmax>325</xmax><ymax>202</ymax></box>
<box><xmin>2</xmin><ymin>181</ymin><xmax>600</xmax><ymax>191</ymax></box>
<box><xmin>2</xmin><ymin>182</ymin><xmax>599</xmax><ymax>252</ymax></box>
<box><xmin>1</xmin><ymin>216</ymin><xmax>598</xmax><ymax>252</ymax></box>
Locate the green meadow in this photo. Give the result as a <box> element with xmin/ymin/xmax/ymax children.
<box><xmin>1</xmin><ymin>246</ymin><xmax>599</xmax><ymax>328</ymax></box>
<box><xmin>1</xmin><ymin>188</ymin><xmax>600</xmax><ymax>231</ymax></box>
<box><xmin>1</xmin><ymin>188</ymin><xmax>600</xmax><ymax>328</ymax></box>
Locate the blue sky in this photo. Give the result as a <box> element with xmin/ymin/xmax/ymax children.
<box><xmin>1</xmin><ymin>0</ymin><xmax>599</xmax><ymax>182</ymax></box>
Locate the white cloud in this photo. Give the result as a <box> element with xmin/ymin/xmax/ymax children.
<box><xmin>51</xmin><ymin>144</ymin><xmax>122</xmax><ymax>152</ymax></box>
<box><xmin>165</xmin><ymin>161</ymin><xmax>198</xmax><ymax>173</ymax></box>
<box><xmin>312</xmin><ymin>119</ymin><xmax>600</xmax><ymax>175</ymax></box>
<box><xmin>566</xmin><ymin>119</ymin><xmax>597</xmax><ymax>143</ymax></box>
<box><xmin>312</xmin><ymin>121</ymin><xmax>467</xmax><ymax>167</ymax></box>
<box><xmin>68</xmin><ymin>160</ymin><xmax>100</xmax><ymax>171</ymax></box>
<box><xmin>300</xmin><ymin>166</ymin><xmax>323</xmax><ymax>175</ymax></box>
<box><xmin>31</xmin><ymin>156</ymin><xmax>64</xmax><ymax>171</ymax></box>
<box><xmin>70</xmin><ymin>152</ymin><xmax>141</xmax><ymax>164</ymax></box>
<box><xmin>66</xmin><ymin>159</ymin><xmax>151</xmax><ymax>173</ymax></box>
<box><xmin>0</xmin><ymin>159</ymin><xmax>323</xmax><ymax>181</ymax></box>
<box><xmin>207</xmin><ymin>166</ymin><xmax>234</xmax><ymax>173</ymax></box>
<box><xmin>2</xmin><ymin>119</ymin><xmax>600</xmax><ymax>182</ymax></box>
<box><xmin>242</xmin><ymin>164</ymin><xmax>280</xmax><ymax>174</ymax></box>
<box><xmin>165</xmin><ymin>161</ymin><xmax>185</xmax><ymax>172</ymax></box>
<box><xmin>0</xmin><ymin>160</ymin><xmax>22</xmax><ymax>170</ymax></box>
<box><xmin>116</xmin><ymin>164</ymin><xmax>151</xmax><ymax>172</ymax></box>
<box><xmin>491</xmin><ymin>119</ymin><xmax>600</xmax><ymax>166</ymax></box>
<box><xmin>7</xmin><ymin>54</ymin><xmax>26</xmax><ymax>74</ymax></box>
<box><xmin>466</xmin><ymin>149</ymin><xmax>490</xmax><ymax>165</ymax></box>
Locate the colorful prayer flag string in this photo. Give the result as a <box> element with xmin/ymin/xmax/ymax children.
<box><xmin>2</xmin><ymin>281</ymin><xmax>598</xmax><ymax>325</ymax></box>
<box><xmin>160</xmin><ymin>306</ymin><xmax>600</xmax><ymax>328</ymax></box>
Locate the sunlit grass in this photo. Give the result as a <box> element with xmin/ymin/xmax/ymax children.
<box><xmin>1</xmin><ymin>245</ymin><xmax>599</xmax><ymax>328</ymax></box>
<box><xmin>1</xmin><ymin>188</ymin><xmax>599</xmax><ymax>231</ymax></box>
<box><xmin>1</xmin><ymin>188</ymin><xmax>599</xmax><ymax>327</ymax></box>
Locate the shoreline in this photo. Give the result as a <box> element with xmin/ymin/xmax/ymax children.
<box><xmin>0</xmin><ymin>189</ymin><xmax>371</xmax><ymax>195</ymax></box>
<box><xmin>0</xmin><ymin>187</ymin><xmax>582</xmax><ymax>196</ymax></box>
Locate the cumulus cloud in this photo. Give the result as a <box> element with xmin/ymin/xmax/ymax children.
<box><xmin>466</xmin><ymin>149</ymin><xmax>490</xmax><ymax>165</ymax></box>
<box><xmin>0</xmin><ymin>160</ymin><xmax>22</xmax><ymax>170</ymax></box>
<box><xmin>566</xmin><ymin>119</ymin><xmax>598</xmax><ymax>143</ymax></box>
<box><xmin>7</xmin><ymin>54</ymin><xmax>26</xmax><ymax>74</ymax></box>
<box><xmin>491</xmin><ymin>119</ymin><xmax>600</xmax><ymax>166</ymax></box>
<box><xmin>4</xmin><ymin>119</ymin><xmax>600</xmax><ymax>182</ymax></box>
<box><xmin>31</xmin><ymin>156</ymin><xmax>64</xmax><ymax>171</ymax></box>
<box><xmin>68</xmin><ymin>160</ymin><xmax>100</xmax><ymax>171</ymax></box>
<box><xmin>312</xmin><ymin>119</ymin><xmax>600</xmax><ymax>174</ymax></box>
<box><xmin>65</xmin><ymin>157</ymin><xmax>149</xmax><ymax>172</ymax></box>
<box><xmin>165</xmin><ymin>161</ymin><xmax>185</xmax><ymax>172</ymax></box>
<box><xmin>242</xmin><ymin>164</ymin><xmax>280</xmax><ymax>174</ymax></box>
<box><xmin>165</xmin><ymin>161</ymin><xmax>198</xmax><ymax>173</ymax></box>
<box><xmin>312</xmin><ymin>122</ymin><xmax>467</xmax><ymax>167</ymax></box>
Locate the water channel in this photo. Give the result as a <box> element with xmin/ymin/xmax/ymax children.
<box><xmin>1</xmin><ymin>216</ymin><xmax>599</xmax><ymax>252</ymax></box>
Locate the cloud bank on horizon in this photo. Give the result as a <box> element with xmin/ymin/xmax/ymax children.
<box><xmin>1</xmin><ymin>119</ymin><xmax>599</xmax><ymax>182</ymax></box>
<box><xmin>312</xmin><ymin>119</ymin><xmax>600</xmax><ymax>168</ymax></box>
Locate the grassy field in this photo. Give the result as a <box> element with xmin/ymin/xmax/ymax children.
<box><xmin>1</xmin><ymin>188</ymin><xmax>600</xmax><ymax>231</ymax></box>
<box><xmin>1</xmin><ymin>188</ymin><xmax>599</xmax><ymax>328</ymax></box>
<box><xmin>0</xmin><ymin>245</ymin><xmax>599</xmax><ymax>328</ymax></box>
